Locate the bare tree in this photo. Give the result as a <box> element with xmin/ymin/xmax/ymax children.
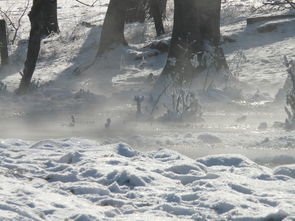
<box><xmin>97</xmin><ymin>0</ymin><xmax>129</xmax><ymax>56</ymax></box>
<box><xmin>158</xmin><ymin>0</ymin><xmax>228</xmax><ymax>83</ymax></box>
<box><xmin>126</xmin><ymin>0</ymin><xmax>147</xmax><ymax>23</ymax></box>
<box><xmin>126</xmin><ymin>0</ymin><xmax>166</xmax><ymax>36</ymax></box>
<box><xmin>0</xmin><ymin>20</ymin><xmax>8</xmax><ymax>65</ymax></box>
<box><xmin>41</xmin><ymin>0</ymin><xmax>59</xmax><ymax>36</ymax></box>
<box><xmin>18</xmin><ymin>0</ymin><xmax>43</xmax><ymax>93</ymax></box>
<box><xmin>149</xmin><ymin>0</ymin><xmax>165</xmax><ymax>36</ymax></box>
<box><xmin>17</xmin><ymin>0</ymin><xmax>60</xmax><ymax>93</ymax></box>
<box><xmin>97</xmin><ymin>0</ymin><xmax>167</xmax><ymax>57</ymax></box>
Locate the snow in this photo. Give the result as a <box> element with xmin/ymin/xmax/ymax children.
<box><xmin>0</xmin><ymin>138</ymin><xmax>295</xmax><ymax>220</ymax></box>
<box><xmin>0</xmin><ymin>0</ymin><xmax>295</xmax><ymax>220</ymax></box>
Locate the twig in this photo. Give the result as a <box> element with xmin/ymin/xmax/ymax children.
<box><xmin>12</xmin><ymin>0</ymin><xmax>29</xmax><ymax>44</ymax></box>
<box><xmin>0</xmin><ymin>0</ymin><xmax>30</xmax><ymax>45</ymax></box>
<box><xmin>0</xmin><ymin>8</ymin><xmax>16</xmax><ymax>30</ymax></box>
<box><xmin>285</xmin><ymin>0</ymin><xmax>295</xmax><ymax>9</ymax></box>
<box><xmin>284</xmin><ymin>56</ymin><xmax>295</xmax><ymax>89</ymax></box>
<box><xmin>74</xmin><ymin>0</ymin><xmax>100</xmax><ymax>7</ymax></box>
<box><xmin>151</xmin><ymin>81</ymin><xmax>171</xmax><ymax>115</ymax></box>
<box><xmin>251</xmin><ymin>0</ymin><xmax>295</xmax><ymax>12</ymax></box>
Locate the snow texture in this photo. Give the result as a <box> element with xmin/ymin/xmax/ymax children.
<box><xmin>0</xmin><ymin>138</ymin><xmax>295</xmax><ymax>220</ymax></box>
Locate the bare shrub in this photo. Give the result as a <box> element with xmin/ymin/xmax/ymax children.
<box><xmin>284</xmin><ymin>56</ymin><xmax>295</xmax><ymax>130</ymax></box>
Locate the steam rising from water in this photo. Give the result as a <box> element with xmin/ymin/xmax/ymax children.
<box><xmin>1</xmin><ymin>91</ymin><xmax>294</xmax><ymax>167</ymax></box>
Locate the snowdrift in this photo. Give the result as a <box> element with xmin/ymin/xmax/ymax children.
<box><xmin>0</xmin><ymin>138</ymin><xmax>294</xmax><ymax>220</ymax></box>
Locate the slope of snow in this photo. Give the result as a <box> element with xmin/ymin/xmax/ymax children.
<box><xmin>0</xmin><ymin>138</ymin><xmax>295</xmax><ymax>220</ymax></box>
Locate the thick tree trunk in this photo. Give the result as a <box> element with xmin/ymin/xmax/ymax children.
<box><xmin>18</xmin><ymin>0</ymin><xmax>43</xmax><ymax>94</ymax></box>
<box><xmin>42</xmin><ymin>0</ymin><xmax>59</xmax><ymax>36</ymax></box>
<box><xmin>126</xmin><ymin>0</ymin><xmax>147</xmax><ymax>23</ymax></box>
<box><xmin>97</xmin><ymin>0</ymin><xmax>129</xmax><ymax>56</ymax></box>
<box><xmin>0</xmin><ymin>20</ymin><xmax>8</xmax><ymax>65</ymax></box>
<box><xmin>160</xmin><ymin>0</ymin><xmax>227</xmax><ymax>82</ymax></box>
<box><xmin>150</xmin><ymin>0</ymin><xmax>165</xmax><ymax>36</ymax></box>
<box><xmin>159</xmin><ymin>0</ymin><xmax>167</xmax><ymax>17</ymax></box>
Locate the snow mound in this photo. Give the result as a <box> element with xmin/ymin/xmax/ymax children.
<box><xmin>57</xmin><ymin>152</ymin><xmax>83</xmax><ymax>164</ymax></box>
<box><xmin>197</xmin><ymin>154</ymin><xmax>256</xmax><ymax>167</ymax></box>
<box><xmin>274</xmin><ymin>165</ymin><xmax>295</xmax><ymax>179</ymax></box>
<box><xmin>165</xmin><ymin>164</ymin><xmax>204</xmax><ymax>175</ymax></box>
<box><xmin>148</xmin><ymin>148</ymin><xmax>187</xmax><ymax>162</ymax></box>
<box><xmin>114</xmin><ymin>143</ymin><xmax>138</xmax><ymax>157</ymax></box>
<box><xmin>0</xmin><ymin>138</ymin><xmax>295</xmax><ymax>220</ymax></box>
<box><xmin>99</xmin><ymin>170</ymin><xmax>147</xmax><ymax>187</ymax></box>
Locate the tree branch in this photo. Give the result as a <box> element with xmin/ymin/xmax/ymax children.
<box><xmin>12</xmin><ymin>0</ymin><xmax>30</xmax><ymax>44</ymax></box>
<box><xmin>74</xmin><ymin>0</ymin><xmax>100</xmax><ymax>7</ymax></box>
<box><xmin>285</xmin><ymin>0</ymin><xmax>295</xmax><ymax>9</ymax></box>
<box><xmin>0</xmin><ymin>0</ymin><xmax>30</xmax><ymax>45</ymax></box>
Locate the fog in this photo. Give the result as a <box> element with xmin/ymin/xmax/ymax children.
<box><xmin>0</xmin><ymin>0</ymin><xmax>295</xmax><ymax>168</ymax></box>
<box><xmin>1</xmin><ymin>87</ymin><xmax>294</xmax><ymax>168</ymax></box>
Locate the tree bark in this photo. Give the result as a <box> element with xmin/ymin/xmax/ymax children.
<box><xmin>126</xmin><ymin>0</ymin><xmax>147</xmax><ymax>23</ymax></box>
<box><xmin>18</xmin><ymin>0</ymin><xmax>43</xmax><ymax>93</ymax></box>
<box><xmin>160</xmin><ymin>0</ymin><xmax>227</xmax><ymax>82</ymax></box>
<box><xmin>42</xmin><ymin>0</ymin><xmax>59</xmax><ymax>36</ymax></box>
<box><xmin>97</xmin><ymin>0</ymin><xmax>129</xmax><ymax>56</ymax></box>
<box><xmin>0</xmin><ymin>20</ymin><xmax>8</xmax><ymax>65</ymax></box>
<box><xmin>149</xmin><ymin>0</ymin><xmax>165</xmax><ymax>36</ymax></box>
<box><xmin>125</xmin><ymin>0</ymin><xmax>166</xmax><ymax>37</ymax></box>
<box><xmin>159</xmin><ymin>0</ymin><xmax>167</xmax><ymax>17</ymax></box>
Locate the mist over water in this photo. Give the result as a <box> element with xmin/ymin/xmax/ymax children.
<box><xmin>1</xmin><ymin>90</ymin><xmax>294</xmax><ymax>167</ymax></box>
<box><xmin>0</xmin><ymin>0</ymin><xmax>294</xmax><ymax>169</ymax></box>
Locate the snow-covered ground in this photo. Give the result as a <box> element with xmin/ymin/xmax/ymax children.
<box><xmin>1</xmin><ymin>138</ymin><xmax>295</xmax><ymax>220</ymax></box>
<box><xmin>0</xmin><ymin>0</ymin><xmax>295</xmax><ymax>220</ymax></box>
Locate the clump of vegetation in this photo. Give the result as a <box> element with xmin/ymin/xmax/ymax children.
<box><xmin>284</xmin><ymin>56</ymin><xmax>295</xmax><ymax>130</ymax></box>
<box><xmin>150</xmin><ymin>78</ymin><xmax>203</xmax><ymax>122</ymax></box>
<box><xmin>227</xmin><ymin>50</ymin><xmax>247</xmax><ymax>81</ymax></box>
<box><xmin>16</xmin><ymin>73</ymin><xmax>43</xmax><ymax>94</ymax></box>
<box><xmin>105</xmin><ymin>118</ymin><xmax>111</xmax><ymax>129</ymax></box>
<box><xmin>69</xmin><ymin>115</ymin><xmax>75</xmax><ymax>127</ymax></box>
<box><xmin>158</xmin><ymin>87</ymin><xmax>203</xmax><ymax>122</ymax></box>
<box><xmin>133</xmin><ymin>76</ymin><xmax>203</xmax><ymax>122</ymax></box>
<box><xmin>134</xmin><ymin>95</ymin><xmax>145</xmax><ymax>116</ymax></box>
<box><xmin>29</xmin><ymin>79</ymin><xmax>42</xmax><ymax>91</ymax></box>
<box><xmin>0</xmin><ymin>81</ymin><xmax>8</xmax><ymax>95</ymax></box>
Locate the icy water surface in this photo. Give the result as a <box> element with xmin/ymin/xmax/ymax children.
<box><xmin>1</xmin><ymin>102</ymin><xmax>294</xmax><ymax>167</ymax></box>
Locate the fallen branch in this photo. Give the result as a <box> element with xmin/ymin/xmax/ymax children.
<box><xmin>247</xmin><ymin>14</ymin><xmax>295</xmax><ymax>24</ymax></box>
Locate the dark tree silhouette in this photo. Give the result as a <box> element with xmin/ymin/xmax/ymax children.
<box><xmin>0</xmin><ymin>20</ymin><xmax>8</xmax><ymax>65</ymax></box>
<box><xmin>97</xmin><ymin>0</ymin><xmax>129</xmax><ymax>56</ymax></box>
<box><xmin>149</xmin><ymin>0</ymin><xmax>165</xmax><ymax>36</ymax></box>
<box><xmin>42</xmin><ymin>0</ymin><xmax>59</xmax><ymax>36</ymax></box>
<box><xmin>18</xmin><ymin>0</ymin><xmax>43</xmax><ymax>93</ymax></box>
<box><xmin>97</xmin><ymin>0</ymin><xmax>167</xmax><ymax>57</ymax></box>
<box><xmin>159</xmin><ymin>0</ymin><xmax>228</xmax><ymax>83</ymax></box>
<box><xmin>18</xmin><ymin>0</ymin><xmax>60</xmax><ymax>93</ymax></box>
<box><xmin>126</xmin><ymin>0</ymin><xmax>147</xmax><ymax>23</ymax></box>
